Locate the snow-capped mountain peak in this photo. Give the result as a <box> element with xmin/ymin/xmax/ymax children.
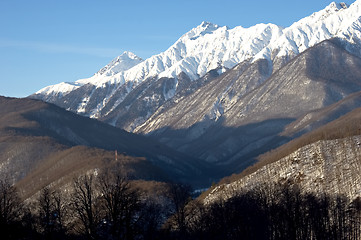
<box><xmin>182</xmin><ymin>21</ymin><xmax>222</xmax><ymax>40</ymax></box>
<box><xmin>253</xmin><ymin>0</ymin><xmax>359</xmax><ymax>61</ymax></box>
<box><xmin>152</xmin><ymin>21</ymin><xmax>283</xmax><ymax>80</ymax></box>
<box><xmin>327</xmin><ymin>1</ymin><xmax>348</xmax><ymax>10</ymax></box>
<box><xmin>304</xmin><ymin>1</ymin><xmax>348</xmax><ymax>23</ymax></box>
<box><xmin>35</xmin><ymin>51</ymin><xmax>143</xmax><ymax>96</ymax></box>
<box><xmin>96</xmin><ymin>51</ymin><xmax>143</xmax><ymax>77</ymax></box>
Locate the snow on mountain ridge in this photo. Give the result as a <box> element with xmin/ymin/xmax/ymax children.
<box><xmin>35</xmin><ymin>81</ymin><xmax>82</xmax><ymax>97</ymax></box>
<box><xmin>35</xmin><ymin>51</ymin><xmax>143</xmax><ymax>96</ymax></box>
<box><xmin>253</xmin><ymin>1</ymin><xmax>355</xmax><ymax>61</ymax></box>
<box><xmin>155</xmin><ymin>22</ymin><xmax>283</xmax><ymax>80</ymax></box>
<box><xmin>34</xmin><ymin>1</ymin><xmax>361</xmax><ymax>120</ymax></box>
<box><xmin>35</xmin><ymin>21</ymin><xmax>283</xmax><ymax>98</ymax></box>
<box><xmin>121</xmin><ymin>21</ymin><xmax>228</xmax><ymax>83</ymax></box>
<box><xmin>96</xmin><ymin>51</ymin><xmax>143</xmax><ymax>76</ymax></box>
<box><xmin>183</xmin><ymin>21</ymin><xmax>222</xmax><ymax>40</ymax></box>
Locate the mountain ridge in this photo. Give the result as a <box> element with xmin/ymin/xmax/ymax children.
<box><xmin>31</xmin><ymin>1</ymin><xmax>361</xmax><ymax>129</ymax></box>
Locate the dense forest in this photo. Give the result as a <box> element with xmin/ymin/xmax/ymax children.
<box><xmin>1</xmin><ymin>174</ymin><xmax>361</xmax><ymax>240</ymax></box>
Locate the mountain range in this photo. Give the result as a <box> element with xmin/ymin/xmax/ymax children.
<box><xmin>17</xmin><ymin>0</ymin><xmax>361</xmax><ymax>198</ymax></box>
<box><xmin>32</xmin><ymin>1</ymin><xmax>361</xmax><ymax>127</ymax></box>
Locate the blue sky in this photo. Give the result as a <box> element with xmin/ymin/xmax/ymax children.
<box><xmin>0</xmin><ymin>0</ymin><xmax>355</xmax><ymax>97</ymax></box>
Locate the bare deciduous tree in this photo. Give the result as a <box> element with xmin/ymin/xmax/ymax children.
<box><xmin>0</xmin><ymin>179</ymin><xmax>23</xmax><ymax>226</ymax></box>
<box><xmin>165</xmin><ymin>183</ymin><xmax>192</xmax><ymax>238</ymax></box>
<box><xmin>98</xmin><ymin>172</ymin><xmax>142</xmax><ymax>240</ymax></box>
<box><xmin>37</xmin><ymin>187</ymin><xmax>69</xmax><ymax>239</ymax></box>
<box><xmin>72</xmin><ymin>174</ymin><xmax>100</xmax><ymax>240</ymax></box>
